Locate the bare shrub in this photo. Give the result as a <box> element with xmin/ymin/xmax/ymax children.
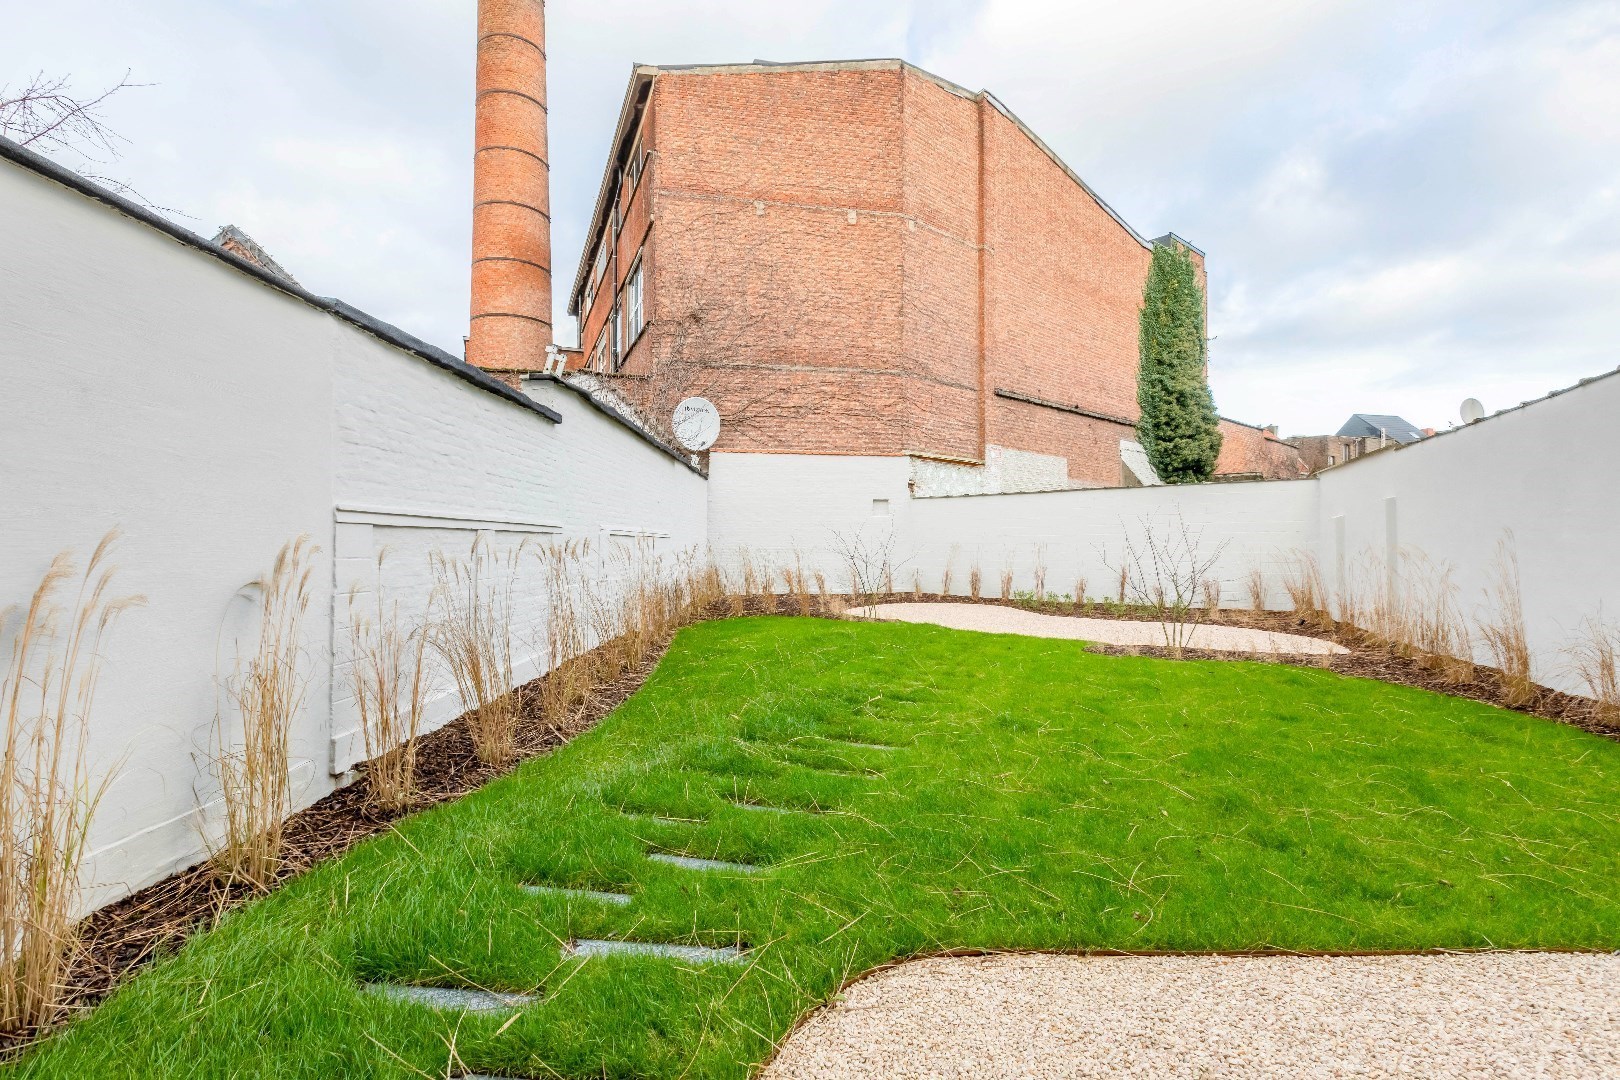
<box><xmin>1100</xmin><ymin>515</ymin><xmax>1229</xmax><ymax>655</ymax></box>
<box><xmin>1567</xmin><ymin>615</ymin><xmax>1620</xmax><ymax>724</ymax></box>
<box><xmin>1116</xmin><ymin>565</ymin><xmax>1129</xmax><ymax>605</ymax></box>
<box><xmin>969</xmin><ymin>563</ymin><xmax>982</xmax><ymax>600</ymax></box>
<box><xmin>0</xmin><ymin>532</ymin><xmax>138</xmax><ymax>1032</ymax></box>
<box><xmin>214</xmin><ymin>536</ymin><xmax>316</xmax><ymax>891</ymax></box>
<box><xmin>345</xmin><ymin>553</ymin><xmax>427</xmax><ymax>812</ymax></box>
<box><xmin>1201</xmin><ymin>579</ymin><xmax>1222</xmax><ymax>618</ymax></box>
<box><xmin>941</xmin><ymin>546</ymin><xmax>957</xmax><ymax>597</ymax></box>
<box><xmin>1478</xmin><ymin>534</ymin><xmax>1534</xmax><ymax>706</ymax></box>
<box><xmin>1032</xmin><ymin>546</ymin><xmax>1047</xmax><ymax>603</ymax></box>
<box><xmin>1073</xmin><ymin>577</ymin><xmax>1087</xmax><ymax>614</ymax></box>
<box><xmin>998</xmin><ymin>562</ymin><xmax>1014</xmax><ymax>600</ymax></box>
<box><xmin>430</xmin><ymin>536</ymin><xmax>524</xmax><ymax>767</ymax></box>
<box><xmin>828</xmin><ymin>525</ymin><xmax>905</xmax><ymax>612</ymax></box>
<box><xmin>911</xmin><ymin>572</ymin><xmax>922</xmax><ymax>600</ymax></box>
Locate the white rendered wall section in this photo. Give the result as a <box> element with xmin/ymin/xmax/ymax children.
<box><xmin>0</xmin><ymin>157</ymin><xmax>707</xmax><ymax>912</ymax></box>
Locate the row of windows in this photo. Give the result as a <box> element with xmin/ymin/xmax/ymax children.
<box><xmin>587</xmin><ymin>255</ymin><xmax>644</xmax><ymax>374</ymax></box>
<box><xmin>581</xmin><ymin>130</ymin><xmax>650</xmax><ymax>374</ymax></box>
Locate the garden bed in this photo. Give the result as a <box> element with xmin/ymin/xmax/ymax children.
<box><xmin>11</xmin><ymin>614</ymin><xmax>1620</xmax><ymax>1076</ymax></box>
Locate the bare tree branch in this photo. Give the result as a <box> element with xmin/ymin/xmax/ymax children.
<box><xmin>0</xmin><ymin>70</ymin><xmax>186</xmax><ymax>216</ymax></box>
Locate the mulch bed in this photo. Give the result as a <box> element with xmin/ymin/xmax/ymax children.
<box><xmin>10</xmin><ymin>593</ymin><xmax>1614</xmax><ymax>1054</ymax></box>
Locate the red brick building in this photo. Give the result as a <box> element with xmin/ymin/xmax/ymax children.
<box><xmin>563</xmin><ymin>59</ymin><xmax>1297</xmax><ymax>487</ymax></box>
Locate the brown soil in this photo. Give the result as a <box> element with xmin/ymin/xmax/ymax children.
<box><xmin>11</xmin><ymin>592</ymin><xmax>1613</xmax><ymax>1052</ymax></box>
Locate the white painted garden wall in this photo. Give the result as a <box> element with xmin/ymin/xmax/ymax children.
<box><xmin>1315</xmin><ymin>368</ymin><xmax>1620</xmax><ymax>695</ymax></box>
<box><xmin>710</xmin><ymin>368</ymin><xmax>1620</xmax><ymax>698</ymax></box>
<box><xmin>707</xmin><ymin>453</ymin><xmax>1316</xmax><ymax>606</ymax></box>
<box><xmin>0</xmin><ymin>150</ymin><xmax>705</xmax><ymax>911</ymax></box>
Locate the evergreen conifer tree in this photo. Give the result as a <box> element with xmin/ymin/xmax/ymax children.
<box><xmin>1136</xmin><ymin>242</ymin><xmax>1221</xmax><ymax>483</ymax></box>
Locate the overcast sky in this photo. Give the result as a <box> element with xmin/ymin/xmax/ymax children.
<box><xmin>4</xmin><ymin>1</ymin><xmax>1616</xmax><ymax>435</ymax></box>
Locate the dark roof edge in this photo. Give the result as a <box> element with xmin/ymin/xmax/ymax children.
<box><xmin>521</xmin><ymin>374</ymin><xmax>706</xmax><ymax>476</ymax></box>
<box><xmin>1321</xmin><ymin>365</ymin><xmax>1620</xmax><ymax>476</ymax></box>
<box><xmin>0</xmin><ymin>133</ymin><xmax>561</xmax><ymax>426</ymax></box>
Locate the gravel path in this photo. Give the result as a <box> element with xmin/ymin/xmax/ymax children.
<box><xmin>853</xmin><ymin>602</ymin><xmax>1347</xmax><ymax>656</ymax></box>
<box><xmin>763</xmin><ymin>952</ymin><xmax>1620</xmax><ymax>1079</ymax></box>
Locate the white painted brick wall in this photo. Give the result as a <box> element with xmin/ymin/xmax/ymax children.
<box><xmin>0</xmin><ymin>157</ymin><xmax>705</xmax><ymax>912</ymax></box>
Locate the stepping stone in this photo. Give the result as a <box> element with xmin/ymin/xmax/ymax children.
<box><xmin>648</xmin><ymin>852</ymin><xmax>760</xmax><ymax>873</ymax></box>
<box><xmin>731</xmin><ymin>801</ymin><xmax>798</xmax><ymax>814</ymax></box>
<box><xmin>520</xmin><ymin>884</ymin><xmax>632</xmax><ymax>905</ymax></box>
<box><xmin>621</xmin><ymin>810</ymin><xmax>703</xmax><ymax>826</ymax></box>
<box><xmin>564</xmin><ymin>939</ymin><xmax>747</xmax><ymax>964</ymax></box>
<box><xmin>363</xmin><ymin>982</ymin><xmax>535</xmax><ymax>1013</ymax></box>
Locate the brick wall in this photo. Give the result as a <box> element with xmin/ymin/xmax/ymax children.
<box><xmin>572</xmin><ymin>61</ymin><xmax>1206</xmax><ymax>485</ymax></box>
<box><xmin>1216</xmin><ymin>418</ymin><xmax>1307</xmax><ymax>480</ymax></box>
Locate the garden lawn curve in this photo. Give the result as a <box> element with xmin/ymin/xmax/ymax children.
<box><xmin>853</xmin><ymin>601</ymin><xmax>1347</xmax><ymax>655</ymax></box>
<box><xmin>13</xmin><ymin>617</ymin><xmax>1620</xmax><ymax>1078</ymax></box>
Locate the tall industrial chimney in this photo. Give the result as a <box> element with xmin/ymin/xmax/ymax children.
<box><xmin>468</xmin><ymin>0</ymin><xmax>552</xmax><ymax>373</ymax></box>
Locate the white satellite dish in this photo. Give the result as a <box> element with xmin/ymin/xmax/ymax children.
<box><xmin>1460</xmin><ymin>397</ymin><xmax>1486</xmax><ymax>424</ymax></box>
<box><xmin>672</xmin><ymin>396</ymin><xmax>721</xmax><ymax>452</ymax></box>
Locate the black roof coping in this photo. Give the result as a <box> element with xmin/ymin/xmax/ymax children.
<box><xmin>520</xmin><ymin>374</ymin><xmax>706</xmax><ymax>477</ymax></box>
<box><xmin>1151</xmin><ymin>232</ymin><xmax>1206</xmax><ymax>257</ymax></box>
<box><xmin>0</xmin><ymin>133</ymin><xmax>562</xmax><ymax>426</ymax></box>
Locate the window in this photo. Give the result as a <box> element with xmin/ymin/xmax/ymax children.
<box><xmin>619</xmin><ymin>256</ymin><xmax>644</xmax><ymax>360</ymax></box>
<box><xmin>589</xmin><ymin>329</ymin><xmax>608</xmax><ymax>373</ymax></box>
<box><xmin>623</xmin><ymin>136</ymin><xmax>644</xmax><ymax>194</ymax></box>
<box><xmin>591</xmin><ymin>239</ymin><xmax>607</xmax><ymax>287</ymax></box>
<box><xmin>581</xmin><ymin>275</ymin><xmax>595</xmax><ymax>321</ymax></box>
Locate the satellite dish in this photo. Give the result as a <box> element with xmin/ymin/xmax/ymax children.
<box><xmin>672</xmin><ymin>397</ymin><xmax>721</xmax><ymax>452</ymax></box>
<box><xmin>1460</xmin><ymin>397</ymin><xmax>1486</xmax><ymax>424</ymax></box>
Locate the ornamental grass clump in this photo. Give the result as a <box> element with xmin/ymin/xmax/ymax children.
<box><xmin>1567</xmin><ymin>616</ymin><xmax>1619</xmax><ymax>725</ymax></box>
<box><xmin>1478</xmin><ymin>535</ymin><xmax>1534</xmax><ymax>707</ymax></box>
<box><xmin>430</xmin><ymin>536</ymin><xmax>523</xmax><ymax>767</ymax></box>
<box><xmin>345</xmin><ymin>553</ymin><xmax>428</xmax><ymax>813</ymax></box>
<box><xmin>0</xmin><ymin>532</ymin><xmax>138</xmax><ymax>1033</ymax></box>
<box><xmin>213</xmin><ymin>535</ymin><xmax>315</xmax><ymax>893</ymax></box>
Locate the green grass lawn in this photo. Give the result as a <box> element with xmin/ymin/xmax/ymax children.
<box><xmin>16</xmin><ymin>617</ymin><xmax>1620</xmax><ymax>1078</ymax></box>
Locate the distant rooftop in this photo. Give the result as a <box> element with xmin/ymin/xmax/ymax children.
<box><xmin>1336</xmin><ymin>414</ymin><xmax>1424</xmax><ymax>444</ymax></box>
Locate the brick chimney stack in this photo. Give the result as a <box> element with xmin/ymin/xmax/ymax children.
<box><xmin>468</xmin><ymin>0</ymin><xmax>552</xmax><ymax>373</ymax></box>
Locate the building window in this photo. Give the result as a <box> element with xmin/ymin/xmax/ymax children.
<box><xmin>619</xmin><ymin>256</ymin><xmax>644</xmax><ymax>360</ymax></box>
<box><xmin>624</xmin><ymin>136</ymin><xmax>644</xmax><ymax>194</ymax></box>
<box><xmin>592</xmin><ymin>239</ymin><xmax>607</xmax><ymax>287</ymax></box>
<box><xmin>590</xmin><ymin>329</ymin><xmax>608</xmax><ymax>373</ymax></box>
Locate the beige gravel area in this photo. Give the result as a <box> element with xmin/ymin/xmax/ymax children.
<box><xmin>853</xmin><ymin>602</ymin><xmax>1347</xmax><ymax>656</ymax></box>
<box><xmin>763</xmin><ymin>951</ymin><xmax>1620</xmax><ymax>1079</ymax></box>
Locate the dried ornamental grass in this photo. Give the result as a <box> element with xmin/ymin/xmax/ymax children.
<box><xmin>345</xmin><ymin>553</ymin><xmax>427</xmax><ymax>812</ymax></box>
<box><xmin>0</xmin><ymin>532</ymin><xmax>139</xmax><ymax>1032</ymax></box>
<box><xmin>430</xmin><ymin>536</ymin><xmax>523</xmax><ymax>767</ymax></box>
<box><xmin>1282</xmin><ymin>550</ymin><xmax>1327</xmax><ymax>626</ymax></box>
<box><xmin>1478</xmin><ymin>535</ymin><xmax>1534</xmax><ymax>707</ymax></box>
<box><xmin>1247</xmin><ymin>567</ymin><xmax>1267</xmax><ymax>612</ymax></box>
<box><xmin>213</xmin><ymin>536</ymin><xmax>315</xmax><ymax>892</ymax></box>
<box><xmin>1567</xmin><ymin>616</ymin><xmax>1618</xmax><ymax>724</ymax></box>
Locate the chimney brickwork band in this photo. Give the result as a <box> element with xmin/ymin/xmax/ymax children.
<box><xmin>468</xmin><ymin>0</ymin><xmax>552</xmax><ymax>371</ymax></box>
